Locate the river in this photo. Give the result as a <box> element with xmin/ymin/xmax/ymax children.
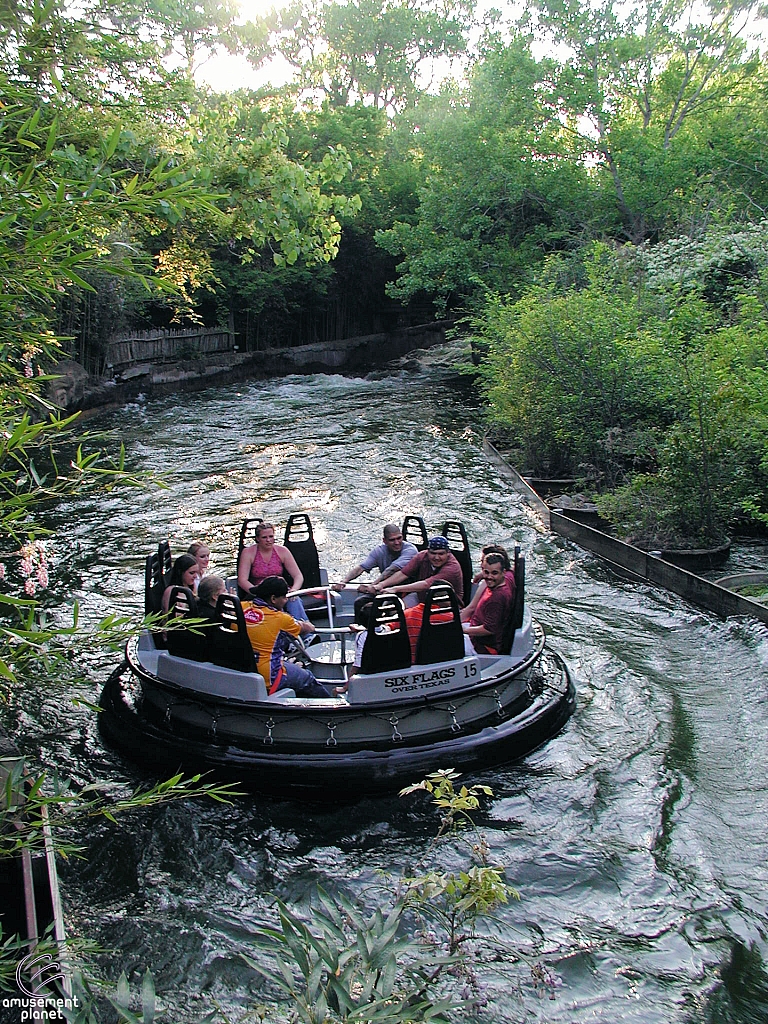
<box><xmin>15</xmin><ymin>350</ymin><xmax>768</xmax><ymax>1023</ymax></box>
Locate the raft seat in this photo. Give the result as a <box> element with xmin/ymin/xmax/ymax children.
<box><xmin>283</xmin><ymin>513</ymin><xmax>335</xmax><ymax>620</ymax></box>
<box><xmin>166</xmin><ymin>586</ymin><xmax>209</xmax><ymax>662</ymax></box>
<box><xmin>414</xmin><ymin>584</ymin><xmax>465</xmax><ymax>665</ymax></box>
<box><xmin>499</xmin><ymin>553</ymin><xmax>525</xmax><ymax>655</ymax></box>
<box><xmin>154</xmin><ymin>652</ymin><xmax>295</xmax><ymax>703</ymax></box>
<box><xmin>402</xmin><ymin>514</ymin><xmax>428</xmax><ymax>551</ymax></box>
<box><xmin>207</xmin><ymin>594</ymin><xmax>258</xmax><ymax>673</ymax></box>
<box><xmin>144</xmin><ymin>552</ymin><xmax>166</xmax><ymax>617</ymax></box>
<box><xmin>158</xmin><ymin>539</ymin><xmax>172</xmax><ymax>588</ymax></box>
<box><xmin>359</xmin><ymin>595</ymin><xmax>411</xmax><ymax>674</ymax></box>
<box><xmin>441</xmin><ymin>520</ymin><xmax>473</xmax><ymax>606</ymax></box>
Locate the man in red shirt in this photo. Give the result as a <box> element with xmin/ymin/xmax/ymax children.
<box><xmin>360</xmin><ymin>536</ymin><xmax>465</xmax><ymax>607</ymax></box>
<box><xmin>461</xmin><ymin>552</ymin><xmax>513</xmax><ymax>654</ymax></box>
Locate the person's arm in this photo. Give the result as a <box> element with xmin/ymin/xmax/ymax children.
<box><xmin>339</xmin><ymin>545</ymin><xmax>386</xmax><ymax>588</ymax></box>
<box><xmin>462</xmin><ymin>581</ymin><xmax>486</xmax><ymax>618</ymax></box>
<box><xmin>364</xmin><ymin>551</ymin><xmax>421</xmax><ymax>594</ymax></box>
<box><xmin>279</xmin><ymin>546</ymin><xmax>304</xmax><ymax>591</ymax></box>
<box><xmin>282</xmin><ymin>611</ymin><xmax>315</xmax><ymax>636</ymax></box>
<box><xmin>462</xmin><ymin>620</ymin><xmax>492</xmax><ymax>638</ymax></box>
<box><xmin>360</xmin><ymin>567</ymin><xmax>410</xmax><ymax>594</ymax></box>
<box><xmin>380</xmin><ymin>576</ymin><xmax>434</xmax><ymax>598</ymax></box>
<box><xmin>237</xmin><ymin>546</ymin><xmax>256</xmax><ymax>594</ymax></box>
<box><xmin>334</xmin><ymin>563</ymin><xmax>365</xmax><ymax>589</ymax></box>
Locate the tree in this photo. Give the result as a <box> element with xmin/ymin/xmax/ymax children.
<box><xmin>141</xmin><ymin>0</ymin><xmax>247</xmax><ymax>79</ymax></box>
<box><xmin>376</xmin><ymin>36</ymin><xmax>596</xmax><ymax>314</ymax></box>
<box><xmin>475</xmin><ymin>244</ymin><xmax>669</xmax><ymax>479</ymax></box>
<box><xmin>271</xmin><ymin>0</ymin><xmax>476</xmax><ymax>112</ymax></box>
<box><xmin>526</xmin><ymin>0</ymin><xmax>766</xmax><ymax>241</ymax></box>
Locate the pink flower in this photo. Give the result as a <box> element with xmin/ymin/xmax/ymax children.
<box><xmin>24</xmin><ymin>578</ymin><xmax>36</xmax><ymax>596</ymax></box>
<box><xmin>0</xmin><ymin>563</ymin><xmax>5</xmax><ymax>580</ymax></box>
<box><xmin>36</xmin><ymin>565</ymin><xmax>49</xmax><ymax>587</ymax></box>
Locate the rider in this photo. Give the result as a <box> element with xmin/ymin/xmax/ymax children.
<box><xmin>237</xmin><ymin>521</ymin><xmax>309</xmax><ymax>622</ymax></box>
<box><xmin>461</xmin><ymin>552</ymin><xmax>514</xmax><ymax>654</ymax></box>
<box><xmin>241</xmin><ymin>576</ymin><xmax>330</xmax><ymax>698</ymax></box>
<box><xmin>334</xmin><ymin>524</ymin><xmax>418</xmax><ymax>590</ymax></box>
<box><xmin>360</xmin><ymin>536</ymin><xmax>464</xmax><ymax>607</ymax></box>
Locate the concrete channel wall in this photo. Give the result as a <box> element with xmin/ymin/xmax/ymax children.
<box><xmin>550</xmin><ymin>512</ymin><xmax>768</xmax><ymax>625</ymax></box>
<box><xmin>483</xmin><ymin>438</ymin><xmax>768</xmax><ymax>625</ymax></box>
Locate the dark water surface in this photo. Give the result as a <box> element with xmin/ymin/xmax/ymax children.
<box><xmin>14</xmin><ymin>355</ymin><xmax>768</xmax><ymax>1022</ymax></box>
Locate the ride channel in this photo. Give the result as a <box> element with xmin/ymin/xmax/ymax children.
<box><xmin>23</xmin><ymin>355</ymin><xmax>768</xmax><ymax>1023</ymax></box>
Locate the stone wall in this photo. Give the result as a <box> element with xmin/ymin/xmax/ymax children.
<box><xmin>49</xmin><ymin>322</ymin><xmax>451</xmax><ymax>412</ymax></box>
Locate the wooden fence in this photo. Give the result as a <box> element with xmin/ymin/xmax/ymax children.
<box><xmin>103</xmin><ymin>328</ymin><xmax>235</xmax><ymax>370</ymax></box>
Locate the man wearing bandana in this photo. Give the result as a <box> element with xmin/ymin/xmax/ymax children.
<box><xmin>362</xmin><ymin>536</ymin><xmax>464</xmax><ymax>607</ymax></box>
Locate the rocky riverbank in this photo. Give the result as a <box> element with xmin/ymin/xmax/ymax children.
<box><xmin>49</xmin><ymin>322</ymin><xmax>449</xmax><ymax>413</ymax></box>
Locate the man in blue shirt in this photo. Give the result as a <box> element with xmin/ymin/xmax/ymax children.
<box><xmin>334</xmin><ymin>524</ymin><xmax>418</xmax><ymax>590</ymax></box>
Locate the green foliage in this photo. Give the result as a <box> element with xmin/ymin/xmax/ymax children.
<box><xmin>243</xmin><ymin>771</ymin><xmax>513</xmax><ymax>1023</ymax></box>
<box><xmin>378</xmin><ymin>2</ymin><xmax>768</xmax><ymax>312</ymax></box>
<box><xmin>244</xmin><ymin>888</ymin><xmax>458</xmax><ymax>1024</ymax></box>
<box><xmin>475</xmin><ymin>245</ymin><xmax>668</xmax><ymax>479</ymax></box>
<box><xmin>0</xmin><ymin>760</ymin><xmax>239</xmax><ymax>859</ymax></box>
<box><xmin>271</xmin><ymin>0</ymin><xmax>476</xmax><ymax>112</ymax></box>
<box><xmin>377</xmin><ymin>35</ymin><xmax>596</xmax><ymax>313</ymax></box>
<box><xmin>525</xmin><ymin>0</ymin><xmax>766</xmax><ymax>242</ymax></box>
<box><xmin>477</xmin><ymin>241</ymin><xmax>768</xmax><ymax>544</ymax></box>
<box><xmin>400</xmin><ymin>767</ymin><xmax>492</xmax><ymax>837</ymax></box>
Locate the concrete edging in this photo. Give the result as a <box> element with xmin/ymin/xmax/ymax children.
<box><xmin>482</xmin><ymin>438</ymin><xmax>550</xmax><ymax>528</ymax></box>
<box><xmin>550</xmin><ymin>512</ymin><xmax>768</xmax><ymax>624</ymax></box>
<box><xmin>484</xmin><ymin>437</ymin><xmax>768</xmax><ymax>625</ymax></box>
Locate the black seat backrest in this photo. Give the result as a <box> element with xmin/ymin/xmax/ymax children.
<box><xmin>283</xmin><ymin>513</ymin><xmax>321</xmax><ymax>589</ymax></box>
<box><xmin>207</xmin><ymin>593</ymin><xmax>257</xmax><ymax>673</ymax></box>
<box><xmin>513</xmin><ymin>546</ymin><xmax>524</xmax><ymax>629</ymax></box>
<box><xmin>237</xmin><ymin>517</ymin><xmax>264</xmax><ymax>567</ymax></box>
<box><xmin>158</xmin><ymin>540</ymin><xmax>173</xmax><ymax>588</ymax></box>
<box><xmin>166</xmin><ymin>586</ymin><xmax>208</xmax><ymax>662</ymax></box>
<box><xmin>360</xmin><ymin>595</ymin><xmax>412</xmax><ymax>674</ymax></box>
<box><xmin>236</xmin><ymin>517</ymin><xmax>264</xmax><ymax>599</ymax></box>
<box><xmin>500</xmin><ymin>552</ymin><xmax>525</xmax><ymax>655</ymax></box>
<box><xmin>144</xmin><ymin>552</ymin><xmax>165</xmax><ymax>616</ymax></box>
<box><xmin>402</xmin><ymin>515</ymin><xmax>428</xmax><ymax>551</ymax></box>
<box><xmin>441</xmin><ymin>520</ymin><xmax>472</xmax><ymax>605</ymax></box>
<box><xmin>415</xmin><ymin>584</ymin><xmax>465</xmax><ymax>665</ymax></box>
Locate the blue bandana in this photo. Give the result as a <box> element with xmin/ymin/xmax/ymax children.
<box><xmin>427</xmin><ymin>536</ymin><xmax>449</xmax><ymax>550</ymax></box>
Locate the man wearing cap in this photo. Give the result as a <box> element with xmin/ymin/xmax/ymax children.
<box><xmin>333</xmin><ymin>524</ymin><xmax>419</xmax><ymax>590</ymax></box>
<box><xmin>361</xmin><ymin>536</ymin><xmax>465</xmax><ymax>607</ymax></box>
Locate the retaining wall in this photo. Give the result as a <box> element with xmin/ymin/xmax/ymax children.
<box><xmin>56</xmin><ymin>322</ymin><xmax>450</xmax><ymax>412</ymax></box>
<box><xmin>550</xmin><ymin>512</ymin><xmax>768</xmax><ymax>624</ymax></box>
<box><xmin>483</xmin><ymin>438</ymin><xmax>768</xmax><ymax>625</ymax></box>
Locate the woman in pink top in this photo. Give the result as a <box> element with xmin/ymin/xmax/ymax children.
<box><xmin>237</xmin><ymin>521</ymin><xmax>308</xmax><ymax>621</ymax></box>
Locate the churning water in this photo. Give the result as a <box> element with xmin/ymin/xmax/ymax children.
<box><xmin>12</xmin><ymin>353</ymin><xmax>768</xmax><ymax>1022</ymax></box>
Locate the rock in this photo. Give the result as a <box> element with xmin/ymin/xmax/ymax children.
<box><xmin>46</xmin><ymin>359</ymin><xmax>91</xmax><ymax>410</ymax></box>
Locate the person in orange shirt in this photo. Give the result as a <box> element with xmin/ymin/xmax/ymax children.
<box><xmin>241</xmin><ymin>576</ymin><xmax>330</xmax><ymax>698</ymax></box>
